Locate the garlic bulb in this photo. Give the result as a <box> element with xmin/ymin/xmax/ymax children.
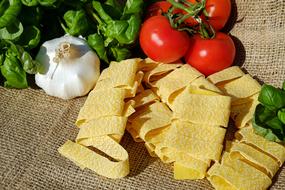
<box><xmin>35</xmin><ymin>35</ymin><xmax>100</xmax><ymax>99</ymax></box>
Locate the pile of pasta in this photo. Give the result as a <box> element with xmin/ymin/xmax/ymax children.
<box><xmin>128</xmin><ymin>59</ymin><xmax>232</xmax><ymax>179</ymax></box>
<box><xmin>58</xmin><ymin>59</ymin><xmax>285</xmax><ymax>190</ymax></box>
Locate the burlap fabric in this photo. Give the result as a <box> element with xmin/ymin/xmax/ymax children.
<box><xmin>0</xmin><ymin>0</ymin><xmax>284</xmax><ymax>189</ymax></box>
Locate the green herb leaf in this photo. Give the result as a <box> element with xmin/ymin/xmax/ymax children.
<box><xmin>258</xmin><ymin>84</ymin><xmax>285</xmax><ymax>111</ymax></box>
<box><xmin>0</xmin><ymin>53</ymin><xmax>4</xmax><ymax>65</ymax></box>
<box><xmin>87</xmin><ymin>33</ymin><xmax>109</xmax><ymax>63</ymax></box>
<box><xmin>21</xmin><ymin>0</ymin><xmax>38</xmax><ymax>6</ymax></box>
<box><xmin>0</xmin><ymin>0</ymin><xmax>22</xmax><ymax>29</ymax></box>
<box><xmin>265</xmin><ymin>116</ymin><xmax>284</xmax><ymax>136</ymax></box>
<box><xmin>1</xmin><ymin>50</ymin><xmax>28</xmax><ymax>89</ymax></box>
<box><xmin>38</xmin><ymin>0</ymin><xmax>62</xmax><ymax>8</ymax></box>
<box><xmin>92</xmin><ymin>1</ymin><xmax>113</xmax><ymax>24</ymax></box>
<box><xmin>255</xmin><ymin>104</ymin><xmax>276</xmax><ymax>123</ymax></box>
<box><xmin>62</xmin><ymin>9</ymin><xmax>89</xmax><ymax>36</ymax></box>
<box><xmin>253</xmin><ymin>104</ymin><xmax>283</xmax><ymax>142</ymax></box>
<box><xmin>104</xmin><ymin>0</ymin><xmax>124</xmax><ymax>19</ymax></box>
<box><xmin>0</xmin><ymin>20</ymin><xmax>24</xmax><ymax>41</ymax></box>
<box><xmin>110</xmin><ymin>46</ymin><xmax>131</xmax><ymax>61</ymax></box>
<box><xmin>20</xmin><ymin>50</ymin><xmax>40</xmax><ymax>74</ymax></box>
<box><xmin>122</xmin><ymin>0</ymin><xmax>143</xmax><ymax>16</ymax></box>
<box><xmin>87</xmin><ymin>0</ymin><xmax>143</xmax><ymax>62</ymax></box>
<box><xmin>105</xmin><ymin>20</ymin><xmax>129</xmax><ymax>43</ymax></box>
<box><xmin>278</xmin><ymin>108</ymin><xmax>285</xmax><ymax>124</ymax></box>
<box><xmin>283</xmin><ymin>80</ymin><xmax>285</xmax><ymax>91</ymax></box>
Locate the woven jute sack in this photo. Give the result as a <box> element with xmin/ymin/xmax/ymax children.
<box><xmin>0</xmin><ymin>0</ymin><xmax>284</xmax><ymax>189</ymax></box>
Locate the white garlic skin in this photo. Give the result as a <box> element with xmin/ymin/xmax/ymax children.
<box><xmin>35</xmin><ymin>35</ymin><xmax>100</xmax><ymax>100</ymax></box>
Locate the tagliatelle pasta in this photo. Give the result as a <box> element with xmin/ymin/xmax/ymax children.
<box><xmin>207</xmin><ymin>67</ymin><xmax>285</xmax><ymax>190</ymax></box>
<box><xmin>127</xmin><ymin>61</ymin><xmax>232</xmax><ymax>180</ymax></box>
<box><xmin>58</xmin><ymin>59</ymin><xmax>285</xmax><ymax>187</ymax></box>
<box><xmin>58</xmin><ymin>58</ymin><xmax>142</xmax><ymax>178</ymax></box>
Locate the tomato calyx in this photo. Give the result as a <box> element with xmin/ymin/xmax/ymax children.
<box><xmin>165</xmin><ymin>0</ymin><xmax>216</xmax><ymax>39</ymax></box>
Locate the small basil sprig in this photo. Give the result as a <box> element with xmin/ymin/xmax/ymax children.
<box><xmin>61</xmin><ymin>9</ymin><xmax>90</xmax><ymax>36</ymax></box>
<box><xmin>87</xmin><ymin>33</ymin><xmax>109</xmax><ymax>63</ymax></box>
<box><xmin>0</xmin><ymin>47</ymin><xmax>28</xmax><ymax>89</ymax></box>
<box><xmin>253</xmin><ymin>82</ymin><xmax>285</xmax><ymax>142</ymax></box>
<box><xmin>87</xmin><ymin>0</ymin><xmax>143</xmax><ymax>63</ymax></box>
<box><xmin>0</xmin><ymin>39</ymin><xmax>43</xmax><ymax>88</ymax></box>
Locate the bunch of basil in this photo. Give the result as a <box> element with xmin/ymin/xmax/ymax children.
<box><xmin>52</xmin><ymin>0</ymin><xmax>143</xmax><ymax>63</ymax></box>
<box><xmin>0</xmin><ymin>0</ymin><xmax>44</xmax><ymax>88</ymax></box>
<box><xmin>0</xmin><ymin>0</ymin><xmax>144</xmax><ymax>89</ymax></box>
<box><xmin>83</xmin><ymin>0</ymin><xmax>143</xmax><ymax>63</ymax></box>
<box><xmin>253</xmin><ymin>81</ymin><xmax>285</xmax><ymax>143</ymax></box>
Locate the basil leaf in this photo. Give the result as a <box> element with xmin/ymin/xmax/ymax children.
<box><xmin>110</xmin><ymin>46</ymin><xmax>131</xmax><ymax>61</ymax></box>
<box><xmin>21</xmin><ymin>0</ymin><xmax>38</xmax><ymax>6</ymax></box>
<box><xmin>283</xmin><ymin>80</ymin><xmax>285</xmax><ymax>91</ymax></box>
<box><xmin>38</xmin><ymin>0</ymin><xmax>62</xmax><ymax>8</ymax></box>
<box><xmin>62</xmin><ymin>9</ymin><xmax>89</xmax><ymax>36</ymax></box>
<box><xmin>1</xmin><ymin>50</ymin><xmax>28</xmax><ymax>89</ymax></box>
<box><xmin>122</xmin><ymin>0</ymin><xmax>143</xmax><ymax>17</ymax></box>
<box><xmin>253</xmin><ymin>105</ymin><xmax>283</xmax><ymax>142</ymax></box>
<box><xmin>125</xmin><ymin>14</ymin><xmax>141</xmax><ymax>44</ymax></box>
<box><xmin>18</xmin><ymin>26</ymin><xmax>41</xmax><ymax>49</ymax></box>
<box><xmin>278</xmin><ymin>108</ymin><xmax>285</xmax><ymax>124</ymax></box>
<box><xmin>0</xmin><ymin>0</ymin><xmax>22</xmax><ymax>29</ymax></box>
<box><xmin>103</xmin><ymin>0</ymin><xmax>124</xmax><ymax>20</ymax></box>
<box><xmin>265</xmin><ymin>117</ymin><xmax>284</xmax><ymax>136</ymax></box>
<box><xmin>87</xmin><ymin>33</ymin><xmax>109</xmax><ymax>63</ymax></box>
<box><xmin>258</xmin><ymin>84</ymin><xmax>285</xmax><ymax>111</ymax></box>
<box><xmin>105</xmin><ymin>20</ymin><xmax>129</xmax><ymax>44</ymax></box>
<box><xmin>20</xmin><ymin>51</ymin><xmax>40</xmax><ymax>74</ymax></box>
<box><xmin>105</xmin><ymin>14</ymin><xmax>141</xmax><ymax>45</ymax></box>
<box><xmin>0</xmin><ymin>20</ymin><xmax>24</xmax><ymax>41</ymax></box>
<box><xmin>255</xmin><ymin>104</ymin><xmax>276</xmax><ymax>123</ymax></box>
<box><xmin>0</xmin><ymin>53</ymin><xmax>4</xmax><ymax>65</ymax></box>
<box><xmin>92</xmin><ymin>1</ymin><xmax>113</xmax><ymax>24</ymax></box>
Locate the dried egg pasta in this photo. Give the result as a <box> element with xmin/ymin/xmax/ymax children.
<box><xmin>58</xmin><ymin>59</ymin><xmax>142</xmax><ymax>178</ymax></box>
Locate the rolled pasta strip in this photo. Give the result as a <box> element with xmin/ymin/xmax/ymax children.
<box><xmin>208</xmin><ymin>153</ymin><xmax>272</xmax><ymax>190</ymax></box>
<box><xmin>236</xmin><ymin>125</ymin><xmax>285</xmax><ymax>165</ymax></box>
<box><xmin>143</xmin><ymin>62</ymin><xmax>182</xmax><ymax>87</ymax></box>
<box><xmin>229</xmin><ymin>141</ymin><xmax>279</xmax><ymax>178</ymax></box>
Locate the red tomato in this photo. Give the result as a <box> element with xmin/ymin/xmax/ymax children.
<box><xmin>184</xmin><ymin>0</ymin><xmax>231</xmax><ymax>31</ymax></box>
<box><xmin>185</xmin><ymin>32</ymin><xmax>235</xmax><ymax>76</ymax></box>
<box><xmin>146</xmin><ymin>1</ymin><xmax>172</xmax><ymax>18</ymax></box>
<box><xmin>140</xmin><ymin>16</ymin><xmax>190</xmax><ymax>63</ymax></box>
<box><xmin>146</xmin><ymin>0</ymin><xmax>231</xmax><ymax>31</ymax></box>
